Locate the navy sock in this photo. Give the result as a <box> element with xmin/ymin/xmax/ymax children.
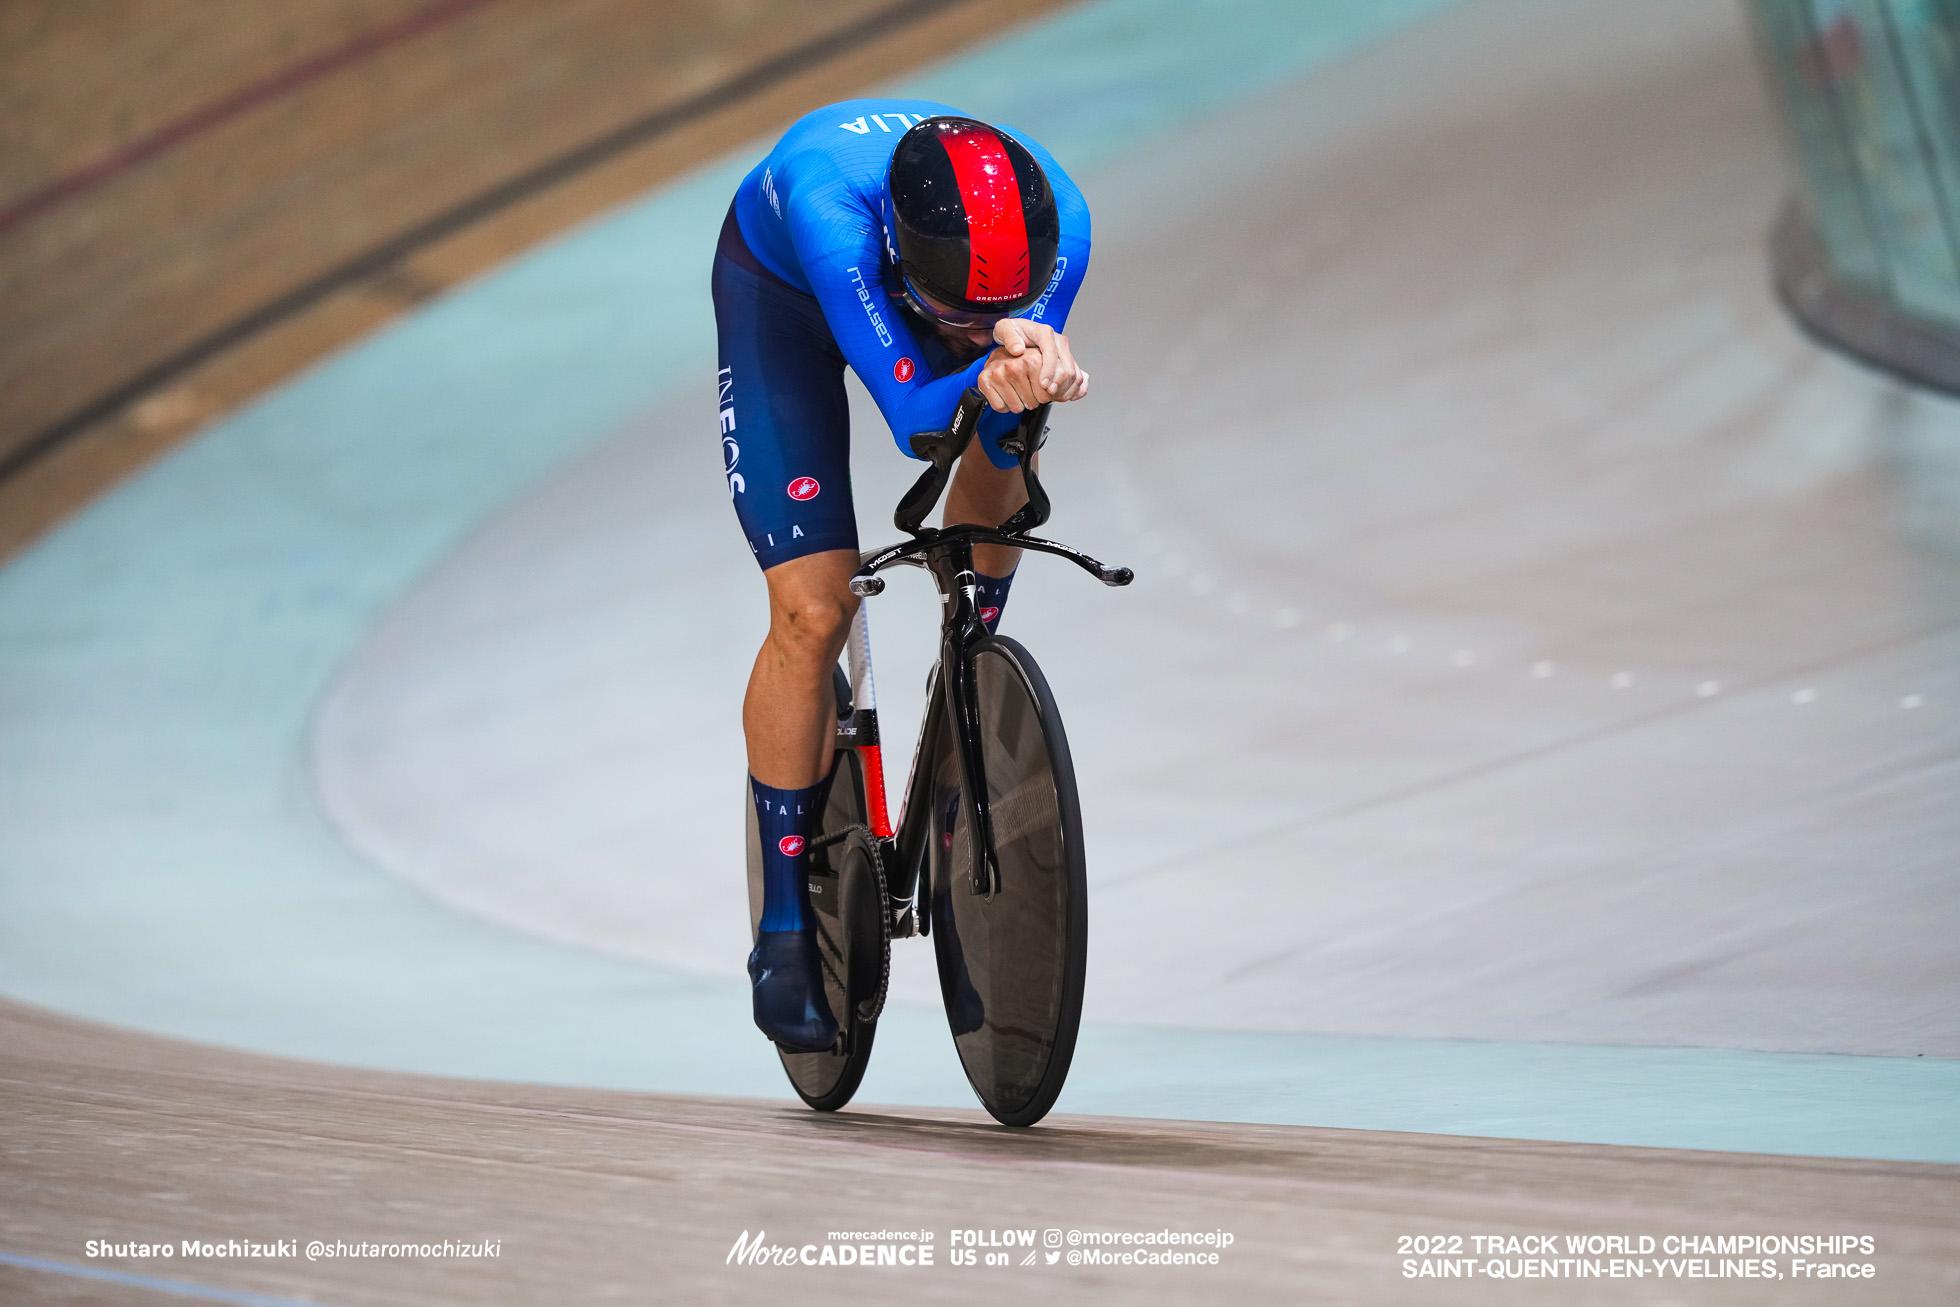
<box><xmin>752</xmin><ymin>776</ymin><xmax>824</xmax><ymax>932</ymax></box>
<box><xmin>975</xmin><ymin>569</ymin><xmax>1016</xmax><ymax>634</ymax></box>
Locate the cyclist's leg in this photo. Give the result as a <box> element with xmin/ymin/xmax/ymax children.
<box><xmin>944</xmin><ymin>434</ymin><xmax>1032</xmax><ymax>630</ymax></box>
<box><xmin>714</xmin><ymin>211</ymin><xmax>861</xmax><ymax>786</ymax></box>
<box><xmin>744</xmin><ymin>549</ymin><xmax>858</xmax><ymax>788</ymax></box>
<box><xmin>713</xmin><ymin>209</ymin><xmax>858</xmax><ymax>1049</ymax></box>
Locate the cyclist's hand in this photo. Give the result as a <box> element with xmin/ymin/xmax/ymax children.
<box><xmin>979</xmin><ymin>319</ymin><xmax>1089</xmax><ymax>413</ymax></box>
<box><xmin>997</xmin><ymin>318</ymin><xmax>1089</xmax><ymax>402</ymax></box>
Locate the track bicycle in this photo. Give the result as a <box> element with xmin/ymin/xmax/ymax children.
<box><xmin>746</xmin><ymin>388</ymin><xmax>1131</xmax><ymax>1127</ymax></box>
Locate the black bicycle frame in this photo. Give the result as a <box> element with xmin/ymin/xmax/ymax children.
<box><xmin>851</xmin><ymin>389</ymin><xmax>1131</xmax><ymax>904</ymax></box>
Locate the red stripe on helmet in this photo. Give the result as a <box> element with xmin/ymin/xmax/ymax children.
<box><xmin>938</xmin><ymin>127</ymin><xmax>1030</xmax><ymax>304</ymax></box>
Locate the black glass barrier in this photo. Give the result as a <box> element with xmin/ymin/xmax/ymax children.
<box><xmin>1751</xmin><ymin>0</ymin><xmax>1960</xmax><ymax>393</ymax></box>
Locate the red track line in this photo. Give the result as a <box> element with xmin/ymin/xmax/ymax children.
<box><xmin>0</xmin><ymin>0</ymin><xmax>501</xmax><ymax>238</ymax></box>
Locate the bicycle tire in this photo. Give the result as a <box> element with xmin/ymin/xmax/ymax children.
<box><xmin>746</xmin><ymin>748</ymin><xmax>889</xmax><ymax>1111</ymax></box>
<box><xmin>927</xmin><ymin>635</ymin><xmax>1088</xmax><ymax>1127</ymax></box>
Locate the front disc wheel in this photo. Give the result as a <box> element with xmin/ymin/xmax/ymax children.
<box><xmin>929</xmin><ymin>636</ymin><xmax>1088</xmax><ymax>1127</ymax></box>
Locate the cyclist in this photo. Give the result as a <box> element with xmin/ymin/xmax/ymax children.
<box><xmin>716</xmin><ymin>101</ymin><xmax>1092</xmax><ymax>1051</ymax></box>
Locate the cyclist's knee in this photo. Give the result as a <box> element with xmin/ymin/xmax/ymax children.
<box><xmin>769</xmin><ymin>593</ymin><xmax>852</xmax><ymax>659</ymax></box>
<box><xmin>761</xmin><ymin>549</ymin><xmax>857</xmax><ymax>661</ymax></box>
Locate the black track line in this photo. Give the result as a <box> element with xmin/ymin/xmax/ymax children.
<box><xmin>0</xmin><ymin>0</ymin><xmax>972</xmax><ymax>488</ymax></box>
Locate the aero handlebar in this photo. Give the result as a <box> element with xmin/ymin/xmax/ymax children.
<box><xmin>849</xmin><ymin>388</ymin><xmax>1134</xmax><ymax>598</ymax></box>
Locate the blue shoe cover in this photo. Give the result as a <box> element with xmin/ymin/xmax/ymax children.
<box><xmin>749</xmin><ymin>929</ymin><xmax>839</xmax><ymax>1052</ymax></box>
<box><xmin>943</xmin><ymin>964</ymin><xmax>986</xmax><ymax>1037</ymax></box>
<box><xmin>930</xmin><ymin>894</ymin><xmax>986</xmax><ymax>1036</ymax></box>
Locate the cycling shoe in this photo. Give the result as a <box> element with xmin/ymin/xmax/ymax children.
<box><xmin>942</xmin><ymin>962</ymin><xmax>986</xmax><ymax>1037</ymax></box>
<box><xmin>930</xmin><ymin>892</ymin><xmax>986</xmax><ymax>1036</ymax></box>
<box><xmin>748</xmin><ymin>929</ymin><xmax>839</xmax><ymax>1052</ymax></box>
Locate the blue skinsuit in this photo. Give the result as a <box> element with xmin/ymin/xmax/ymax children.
<box><xmin>713</xmin><ymin>98</ymin><xmax>1091</xmax><ymax>570</ymax></box>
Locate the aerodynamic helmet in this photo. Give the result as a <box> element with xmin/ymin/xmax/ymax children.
<box><xmin>884</xmin><ymin>115</ymin><xmax>1060</xmax><ymax>328</ymax></box>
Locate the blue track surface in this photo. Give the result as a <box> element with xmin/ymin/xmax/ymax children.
<box><xmin>0</xmin><ymin>1252</ymin><xmax>319</xmax><ymax>1307</ymax></box>
<box><xmin>3</xmin><ymin>0</ymin><xmax>1955</xmax><ymax>1162</ymax></box>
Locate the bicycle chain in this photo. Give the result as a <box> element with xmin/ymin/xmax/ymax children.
<box><xmin>806</xmin><ymin>824</ymin><xmax>892</xmax><ymax>1030</ymax></box>
<box><xmin>860</xmin><ymin>824</ymin><xmax>892</xmax><ymax>1023</ymax></box>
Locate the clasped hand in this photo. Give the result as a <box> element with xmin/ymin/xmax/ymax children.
<box><xmin>977</xmin><ymin>319</ymin><xmax>1090</xmax><ymax>413</ymax></box>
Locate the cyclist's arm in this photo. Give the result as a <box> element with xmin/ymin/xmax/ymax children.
<box><xmin>803</xmin><ymin>227</ymin><xmax>1093</xmax><ymax>449</ymax></box>
<box><xmin>792</xmin><ymin>199</ymin><xmax>991</xmax><ymax>451</ymax></box>
<box><xmin>1009</xmin><ymin>131</ymin><xmax>1093</xmax><ymax>337</ymax></box>
<box><xmin>973</xmin><ymin>138</ymin><xmax>1092</xmax><ymax>420</ymax></box>
<box><xmin>790</xmin><ymin>167</ymin><xmax>1089</xmax><ymax>450</ymax></box>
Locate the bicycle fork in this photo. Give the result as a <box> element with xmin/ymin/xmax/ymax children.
<box><xmin>850</xmin><ymin>390</ymin><xmax>1131</xmax><ymax>924</ymax></box>
<box><xmin>931</xmin><ymin>539</ymin><xmax>1002</xmax><ymax>902</ymax></box>
<box><xmin>874</xmin><ymin>540</ymin><xmax>1001</xmax><ymax>933</ymax></box>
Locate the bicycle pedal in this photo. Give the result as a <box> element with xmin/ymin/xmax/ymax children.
<box><xmin>890</xmin><ymin>905</ymin><xmax>919</xmax><ymax>937</ymax></box>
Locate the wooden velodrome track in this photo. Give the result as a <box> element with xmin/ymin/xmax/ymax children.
<box><xmin>6</xmin><ymin>999</ymin><xmax>1959</xmax><ymax>1305</ymax></box>
<box><xmin>5</xmin><ymin>3</ymin><xmax>1960</xmax><ymax>1303</ymax></box>
<box><xmin>0</xmin><ymin>0</ymin><xmax>1071</xmax><ymax>561</ymax></box>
